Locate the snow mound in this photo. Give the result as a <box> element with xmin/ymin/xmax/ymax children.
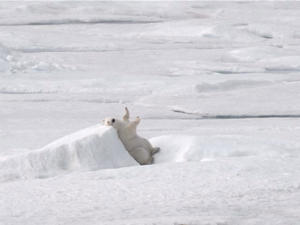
<box><xmin>150</xmin><ymin>135</ymin><xmax>300</xmax><ymax>164</ymax></box>
<box><xmin>0</xmin><ymin>126</ymin><xmax>138</xmax><ymax>182</ymax></box>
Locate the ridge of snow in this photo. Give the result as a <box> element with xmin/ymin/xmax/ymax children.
<box><xmin>0</xmin><ymin>126</ymin><xmax>138</xmax><ymax>182</ymax></box>
<box><xmin>150</xmin><ymin>135</ymin><xmax>300</xmax><ymax>164</ymax></box>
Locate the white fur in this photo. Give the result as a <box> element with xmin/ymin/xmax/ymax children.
<box><xmin>104</xmin><ymin>107</ymin><xmax>160</xmax><ymax>165</ymax></box>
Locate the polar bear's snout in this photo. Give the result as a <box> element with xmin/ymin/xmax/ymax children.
<box><xmin>112</xmin><ymin>118</ymin><xmax>115</xmax><ymax>123</ymax></box>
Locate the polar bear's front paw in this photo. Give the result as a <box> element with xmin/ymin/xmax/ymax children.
<box><xmin>125</xmin><ymin>107</ymin><xmax>129</xmax><ymax>115</ymax></box>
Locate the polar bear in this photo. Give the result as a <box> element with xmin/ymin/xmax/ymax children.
<box><xmin>104</xmin><ymin>107</ymin><xmax>160</xmax><ymax>165</ymax></box>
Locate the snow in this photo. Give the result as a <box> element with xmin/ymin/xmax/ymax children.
<box><xmin>0</xmin><ymin>126</ymin><xmax>138</xmax><ymax>182</ymax></box>
<box><xmin>1</xmin><ymin>1</ymin><xmax>300</xmax><ymax>225</ymax></box>
<box><xmin>150</xmin><ymin>135</ymin><xmax>300</xmax><ymax>164</ymax></box>
<box><xmin>1</xmin><ymin>156</ymin><xmax>300</xmax><ymax>225</ymax></box>
<box><xmin>0</xmin><ymin>42</ymin><xmax>14</xmax><ymax>73</ymax></box>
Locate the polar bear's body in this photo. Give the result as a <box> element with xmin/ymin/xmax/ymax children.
<box><xmin>104</xmin><ymin>108</ymin><xmax>160</xmax><ymax>165</ymax></box>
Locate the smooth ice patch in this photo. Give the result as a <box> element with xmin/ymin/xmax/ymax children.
<box><xmin>195</xmin><ymin>80</ymin><xmax>273</xmax><ymax>93</ymax></box>
<box><xmin>231</xmin><ymin>46</ymin><xmax>294</xmax><ymax>62</ymax></box>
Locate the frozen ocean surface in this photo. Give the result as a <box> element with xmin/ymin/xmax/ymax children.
<box><xmin>1</xmin><ymin>1</ymin><xmax>300</xmax><ymax>225</ymax></box>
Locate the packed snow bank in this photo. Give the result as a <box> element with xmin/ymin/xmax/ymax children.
<box><xmin>0</xmin><ymin>126</ymin><xmax>138</xmax><ymax>182</ymax></box>
<box><xmin>150</xmin><ymin>135</ymin><xmax>300</xmax><ymax>164</ymax></box>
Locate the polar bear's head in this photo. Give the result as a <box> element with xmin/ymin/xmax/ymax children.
<box><xmin>104</xmin><ymin>117</ymin><xmax>123</xmax><ymax>129</ymax></box>
<box><xmin>104</xmin><ymin>117</ymin><xmax>115</xmax><ymax>126</ymax></box>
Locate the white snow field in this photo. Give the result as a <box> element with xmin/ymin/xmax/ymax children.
<box><xmin>1</xmin><ymin>1</ymin><xmax>300</xmax><ymax>225</ymax></box>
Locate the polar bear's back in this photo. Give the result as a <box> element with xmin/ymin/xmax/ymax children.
<box><xmin>121</xmin><ymin>135</ymin><xmax>152</xmax><ymax>153</ymax></box>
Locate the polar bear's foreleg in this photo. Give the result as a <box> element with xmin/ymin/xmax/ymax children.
<box><xmin>128</xmin><ymin>116</ymin><xmax>140</xmax><ymax>131</ymax></box>
<box><xmin>123</xmin><ymin>107</ymin><xmax>130</xmax><ymax>123</ymax></box>
<box><xmin>131</xmin><ymin>147</ymin><xmax>153</xmax><ymax>165</ymax></box>
<box><xmin>133</xmin><ymin>116</ymin><xmax>140</xmax><ymax>126</ymax></box>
